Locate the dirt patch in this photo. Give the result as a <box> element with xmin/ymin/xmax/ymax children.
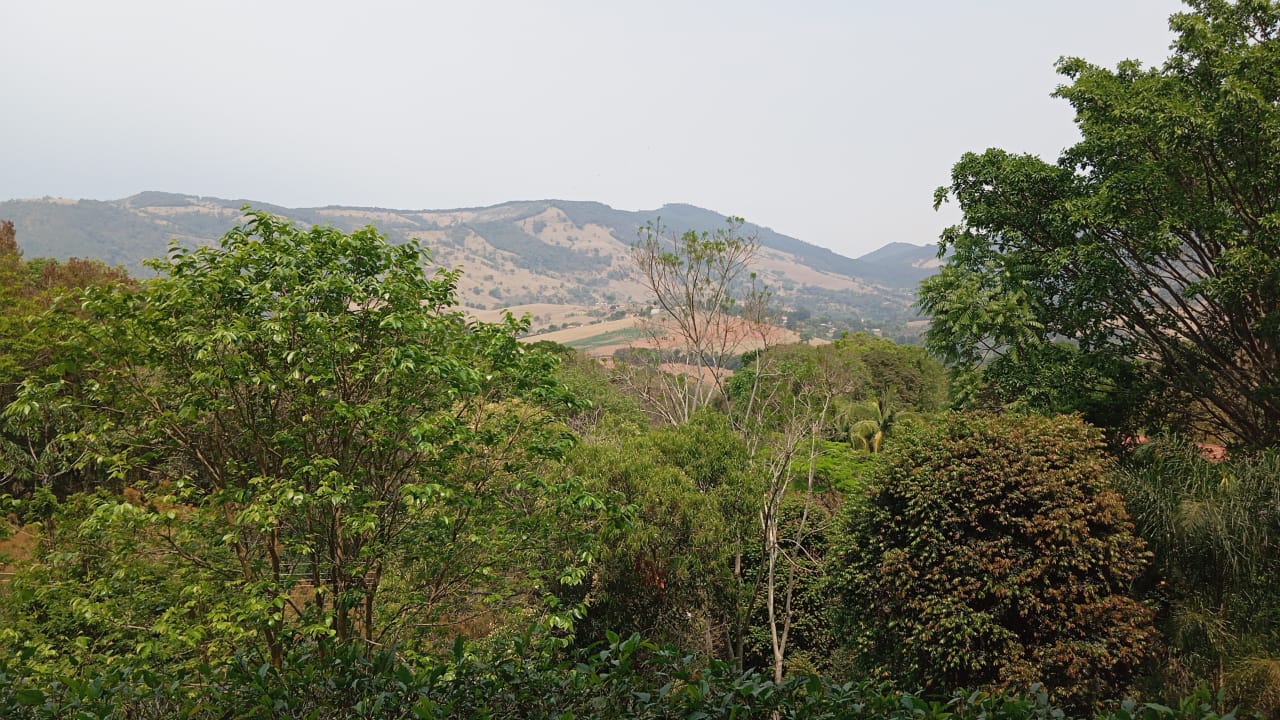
<box><xmin>0</xmin><ymin>521</ymin><xmax>39</xmax><ymax>579</ymax></box>
<box><xmin>523</xmin><ymin>315</ymin><xmax>801</xmax><ymax>359</ymax></box>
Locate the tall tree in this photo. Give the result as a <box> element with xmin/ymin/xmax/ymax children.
<box><xmin>13</xmin><ymin>211</ymin><xmax>587</xmax><ymax>665</ymax></box>
<box><xmin>920</xmin><ymin>0</ymin><xmax>1280</xmax><ymax>447</ymax></box>
<box><xmin>567</xmin><ymin>410</ymin><xmax>760</xmax><ymax>661</ymax></box>
<box><xmin>624</xmin><ymin>217</ymin><xmax>765</xmax><ymax>425</ymax></box>
<box><xmin>732</xmin><ymin>346</ymin><xmax>854</xmax><ymax>683</ymax></box>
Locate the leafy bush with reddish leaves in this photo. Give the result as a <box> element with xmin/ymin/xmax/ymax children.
<box><xmin>830</xmin><ymin>412</ymin><xmax>1158</xmax><ymax>710</ymax></box>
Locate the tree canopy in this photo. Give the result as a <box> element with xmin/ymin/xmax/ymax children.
<box><xmin>0</xmin><ymin>220</ymin><xmax>132</xmax><ymax>497</ymax></box>
<box><xmin>5</xmin><ymin>211</ymin><xmax>592</xmax><ymax>667</ymax></box>
<box><xmin>5</xmin><ymin>4</ymin><xmax>1280</xmax><ymax>713</ymax></box>
<box><xmin>920</xmin><ymin>0</ymin><xmax>1280</xmax><ymax>446</ymax></box>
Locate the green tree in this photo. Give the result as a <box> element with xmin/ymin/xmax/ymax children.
<box><xmin>732</xmin><ymin>345</ymin><xmax>856</xmax><ymax>682</ymax></box>
<box><xmin>0</xmin><ymin>491</ymin><xmax>240</xmax><ymax>682</ymax></box>
<box><xmin>921</xmin><ymin>0</ymin><xmax>1280</xmax><ymax>447</ymax></box>
<box><xmin>831</xmin><ymin>332</ymin><xmax>948</xmax><ymax>414</ymax></box>
<box><xmin>722</xmin><ymin>342</ymin><xmax>885</xmax><ymax>679</ymax></box>
<box><xmin>974</xmin><ymin>340</ymin><xmax>1156</xmax><ymax>436</ymax></box>
<box><xmin>0</xmin><ymin>220</ymin><xmax>132</xmax><ymax>497</ymax></box>
<box><xmin>567</xmin><ymin>410</ymin><xmax>760</xmax><ymax>662</ymax></box>
<box><xmin>830</xmin><ymin>412</ymin><xmax>1157</xmax><ymax>711</ymax></box>
<box><xmin>547</xmin><ymin>346</ymin><xmax>645</xmax><ymax>438</ymax></box>
<box><xmin>11</xmin><ymin>211</ymin><xmax>589</xmax><ymax>666</ymax></box>
<box><xmin>846</xmin><ymin>389</ymin><xmax>903</xmax><ymax>454</ymax></box>
<box><xmin>628</xmin><ymin>219</ymin><xmax>836</xmax><ymax>680</ymax></box>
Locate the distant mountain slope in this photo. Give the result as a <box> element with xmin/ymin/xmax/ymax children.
<box><xmin>549</xmin><ymin>201</ymin><xmax>874</xmax><ymax>279</ymax></box>
<box><xmin>852</xmin><ymin>241</ymin><xmax>945</xmax><ymax>288</ymax></box>
<box><xmin>0</xmin><ymin>193</ymin><xmax>940</xmax><ymax>329</ymax></box>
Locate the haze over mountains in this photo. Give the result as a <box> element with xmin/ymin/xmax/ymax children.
<box><xmin>0</xmin><ymin>192</ymin><xmax>941</xmax><ymax>335</ymax></box>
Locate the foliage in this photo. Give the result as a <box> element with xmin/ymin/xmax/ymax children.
<box><xmin>4</xmin><ymin>211</ymin><xmax>596</xmax><ymax>667</ymax></box>
<box><xmin>0</xmin><ymin>491</ymin><xmax>237</xmax><ymax>682</ymax></box>
<box><xmin>974</xmin><ymin>341</ymin><xmax>1158</xmax><ymax>440</ymax></box>
<box><xmin>727</xmin><ymin>342</ymin><xmax>868</xmax><ymax>439</ymax></box>
<box><xmin>845</xmin><ymin>388</ymin><xmax>916</xmax><ymax>454</ymax></box>
<box><xmin>1116</xmin><ymin>439</ymin><xmax>1280</xmax><ymax>717</ymax></box>
<box><xmin>921</xmin><ymin>0</ymin><xmax>1280</xmax><ymax>446</ymax></box>
<box><xmin>742</xmin><ymin>490</ymin><xmax>844</xmax><ymax>677</ymax></box>
<box><xmin>0</xmin><ymin>628</ymin><xmax>1259</xmax><ymax>719</ymax></box>
<box><xmin>801</xmin><ymin>439</ymin><xmax>883</xmax><ymax>494</ymax></box>
<box><xmin>551</xmin><ymin>349</ymin><xmax>646</xmax><ymax>436</ymax></box>
<box><xmin>0</xmin><ymin>220</ymin><xmax>132</xmax><ymax>497</ymax></box>
<box><xmin>785</xmin><ymin>333</ymin><xmax>946</xmax><ymax>453</ymax></box>
<box><xmin>566</xmin><ymin>410</ymin><xmax>761</xmax><ymax>663</ymax></box>
<box><xmin>832</xmin><ymin>332</ymin><xmax>948</xmax><ymax>413</ymax></box>
<box><xmin>728</xmin><ymin>341</ymin><xmax>865</xmax><ymax>681</ymax></box>
<box><xmin>622</xmin><ymin>216</ymin><xmax>768</xmax><ymax>424</ymax></box>
<box><xmin>628</xmin><ymin>221</ymin><xmax>856</xmax><ymax>681</ymax></box>
<box><xmin>831</xmin><ymin>412</ymin><xmax>1158</xmax><ymax>710</ymax></box>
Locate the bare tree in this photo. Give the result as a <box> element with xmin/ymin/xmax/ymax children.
<box><xmin>624</xmin><ymin>218</ymin><xmax>762</xmax><ymax>424</ymax></box>
<box><xmin>734</xmin><ymin>343</ymin><xmax>858</xmax><ymax>681</ymax></box>
<box><xmin>626</xmin><ymin>217</ymin><xmax>852</xmax><ymax>680</ymax></box>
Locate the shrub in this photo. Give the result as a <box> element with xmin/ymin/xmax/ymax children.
<box><xmin>830</xmin><ymin>412</ymin><xmax>1158</xmax><ymax>710</ymax></box>
<box><xmin>1116</xmin><ymin>439</ymin><xmax>1280</xmax><ymax>717</ymax></box>
<box><xmin>0</xmin><ymin>633</ymin><xmax>1255</xmax><ymax>719</ymax></box>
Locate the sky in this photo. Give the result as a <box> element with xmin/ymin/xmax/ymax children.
<box><xmin>3</xmin><ymin>0</ymin><xmax>1185</xmax><ymax>258</ymax></box>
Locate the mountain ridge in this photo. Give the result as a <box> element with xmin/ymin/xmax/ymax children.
<box><xmin>0</xmin><ymin>192</ymin><xmax>940</xmax><ymax>338</ymax></box>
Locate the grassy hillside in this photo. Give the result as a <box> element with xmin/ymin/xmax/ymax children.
<box><xmin>0</xmin><ymin>193</ymin><xmax>937</xmax><ymax>338</ymax></box>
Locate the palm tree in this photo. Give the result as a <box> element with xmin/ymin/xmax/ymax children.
<box><xmin>845</xmin><ymin>388</ymin><xmax>906</xmax><ymax>454</ymax></box>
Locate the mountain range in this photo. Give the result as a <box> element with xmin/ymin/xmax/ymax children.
<box><xmin>0</xmin><ymin>192</ymin><xmax>942</xmax><ymax>338</ymax></box>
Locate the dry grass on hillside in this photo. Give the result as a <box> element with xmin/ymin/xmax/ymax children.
<box><xmin>524</xmin><ymin>314</ymin><xmax>801</xmax><ymax>359</ymax></box>
<box><xmin>466</xmin><ymin>303</ymin><xmax>607</xmax><ymax>329</ymax></box>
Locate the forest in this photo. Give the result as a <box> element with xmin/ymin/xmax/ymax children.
<box><xmin>1</xmin><ymin>1</ymin><xmax>1278</xmax><ymax>718</ymax></box>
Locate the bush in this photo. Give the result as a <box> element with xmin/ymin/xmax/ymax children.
<box><xmin>0</xmin><ymin>633</ymin><xmax>1255</xmax><ymax>719</ymax></box>
<box><xmin>565</xmin><ymin>410</ymin><xmax>759</xmax><ymax>659</ymax></box>
<box><xmin>1116</xmin><ymin>439</ymin><xmax>1280</xmax><ymax>717</ymax></box>
<box><xmin>830</xmin><ymin>412</ymin><xmax>1158</xmax><ymax>710</ymax></box>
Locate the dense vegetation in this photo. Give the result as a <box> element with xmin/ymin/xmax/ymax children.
<box><xmin>2</xmin><ymin>2</ymin><xmax>1278</xmax><ymax>718</ymax></box>
<box><xmin>919</xmin><ymin>0</ymin><xmax>1280</xmax><ymax>447</ymax></box>
<box><xmin>831</xmin><ymin>413</ymin><xmax>1157</xmax><ymax>712</ymax></box>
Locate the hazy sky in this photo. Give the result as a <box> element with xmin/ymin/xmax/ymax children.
<box><xmin>3</xmin><ymin>1</ymin><xmax>1184</xmax><ymax>257</ymax></box>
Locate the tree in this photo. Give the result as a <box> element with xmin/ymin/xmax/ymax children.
<box><xmin>566</xmin><ymin>410</ymin><xmax>760</xmax><ymax>661</ymax></box>
<box><xmin>830</xmin><ymin>412</ymin><xmax>1157</xmax><ymax>711</ymax></box>
<box><xmin>845</xmin><ymin>388</ymin><xmax>903</xmax><ymax>454</ymax></box>
<box><xmin>545</xmin><ymin>345</ymin><xmax>645</xmax><ymax>438</ymax></box>
<box><xmin>0</xmin><ymin>490</ymin><xmax>242</xmax><ymax>682</ymax></box>
<box><xmin>921</xmin><ymin>0</ymin><xmax>1280</xmax><ymax>447</ymax></box>
<box><xmin>730</xmin><ymin>345</ymin><xmax>855</xmax><ymax>683</ymax></box>
<box><xmin>623</xmin><ymin>217</ymin><xmax>765</xmax><ymax>425</ymax></box>
<box><xmin>831</xmin><ymin>332</ymin><xmax>948</xmax><ymax>414</ymax></box>
<box><xmin>0</xmin><ymin>220</ymin><xmax>132</xmax><ymax>497</ymax></box>
<box><xmin>625</xmin><ymin>219</ymin><xmax>861</xmax><ymax>681</ymax></box>
<box><xmin>12</xmin><ymin>211</ymin><xmax>588</xmax><ymax>666</ymax></box>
